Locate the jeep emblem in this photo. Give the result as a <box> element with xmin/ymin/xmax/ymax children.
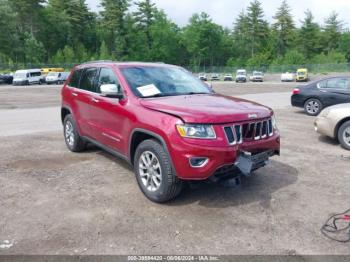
<box><xmin>248</xmin><ymin>113</ymin><xmax>258</xmax><ymax>119</ymax></box>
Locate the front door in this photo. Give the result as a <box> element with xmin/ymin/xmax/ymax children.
<box><xmin>89</xmin><ymin>67</ymin><xmax>128</xmax><ymax>153</ymax></box>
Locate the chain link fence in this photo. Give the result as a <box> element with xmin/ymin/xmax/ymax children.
<box><xmin>1</xmin><ymin>62</ymin><xmax>350</xmax><ymax>74</ymax></box>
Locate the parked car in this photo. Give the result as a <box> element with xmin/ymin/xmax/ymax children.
<box><xmin>250</xmin><ymin>71</ymin><xmax>264</xmax><ymax>82</ymax></box>
<box><xmin>198</xmin><ymin>73</ymin><xmax>207</xmax><ymax>81</ymax></box>
<box><xmin>45</xmin><ymin>72</ymin><xmax>70</xmax><ymax>85</ymax></box>
<box><xmin>281</xmin><ymin>72</ymin><xmax>295</xmax><ymax>82</ymax></box>
<box><xmin>291</xmin><ymin>77</ymin><xmax>350</xmax><ymax>116</ymax></box>
<box><xmin>0</xmin><ymin>73</ymin><xmax>13</xmax><ymax>84</ymax></box>
<box><xmin>211</xmin><ymin>74</ymin><xmax>220</xmax><ymax>81</ymax></box>
<box><xmin>13</xmin><ymin>69</ymin><xmax>45</xmax><ymax>86</ymax></box>
<box><xmin>315</xmin><ymin>103</ymin><xmax>350</xmax><ymax>150</ymax></box>
<box><xmin>61</xmin><ymin>61</ymin><xmax>280</xmax><ymax>202</ymax></box>
<box><xmin>236</xmin><ymin>69</ymin><xmax>247</xmax><ymax>83</ymax></box>
<box><xmin>296</xmin><ymin>68</ymin><xmax>309</xmax><ymax>82</ymax></box>
<box><xmin>224</xmin><ymin>74</ymin><xmax>233</xmax><ymax>81</ymax></box>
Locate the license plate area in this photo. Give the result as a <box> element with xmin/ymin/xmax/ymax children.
<box><xmin>235</xmin><ymin>150</ymin><xmax>274</xmax><ymax>176</ymax></box>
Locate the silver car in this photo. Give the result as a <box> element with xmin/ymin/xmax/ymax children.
<box><xmin>315</xmin><ymin>103</ymin><xmax>350</xmax><ymax>150</ymax></box>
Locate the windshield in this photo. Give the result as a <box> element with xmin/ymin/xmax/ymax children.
<box><xmin>14</xmin><ymin>73</ymin><xmax>26</xmax><ymax>78</ymax></box>
<box><xmin>48</xmin><ymin>72</ymin><xmax>59</xmax><ymax>77</ymax></box>
<box><xmin>237</xmin><ymin>72</ymin><xmax>246</xmax><ymax>76</ymax></box>
<box><xmin>298</xmin><ymin>72</ymin><xmax>306</xmax><ymax>76</ymax></box>
<box><xmin>121</xmin><ymin>66</ymin><xmax>212</xmax><ymax>98</ymax></box>
<box><xmin>254</xmin><ymin>72</ymin><xmax>262</xmax><ymax>76</ymax></box>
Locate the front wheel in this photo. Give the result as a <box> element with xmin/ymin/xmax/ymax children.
<box><xmin>304</xmin><ymin>98</ymin><xmax>323</xmax><ymax>116</ymax></box>
<box><xmin>338</xmin><ymin>121</ymin><xmax>350</xmax><ymax>150</ymax></box>
<box><xmin>134</xmin><ymin>139</ymin><xmax>183</xmax><ymax>203</ymax></box>
<box><xmin>63</xmin><ymin>114</ymin><xmax>86</xmax><ymax>152</ymax></box>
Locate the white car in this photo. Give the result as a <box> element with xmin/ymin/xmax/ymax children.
<box><xmin>13</xmin><ymin>69</ymin><xmax>45</xmax><ymax>86</ymax></box>
<box><xmin>45</xmin><ymin>72</ymin><xmax>70</xmax><ymax>85</ymax></box>
<box><xmin>281</xmin><ymin>72</ymin><xmax>295</xmax><ymax>82</ymax></box>
<box><xmin>250</xmin><ymin>71</ymin><xmax>264</xmax><ymax>82</ymax></box>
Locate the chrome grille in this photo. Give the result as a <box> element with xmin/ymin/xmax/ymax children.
<box><xmin>224</xmin><ymin>118</ymin><xmax>273</xmax><ymax>145</ymax></box>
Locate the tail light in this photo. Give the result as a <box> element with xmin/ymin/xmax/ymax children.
<box><xmin>293</xmin><ymin>88</ymin><xmax>300</xmax><ymax>95</ymax></box>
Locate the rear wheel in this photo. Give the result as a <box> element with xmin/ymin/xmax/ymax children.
<box><xmin>63</xmin><ymin>114</ymin><xmax>86</xmax><ymax>152</ymax></box>
<box><xmin>338</xmin><ymin>121</ymin><xmax>350</xmax><ymax>150</ymax></box>
<box><xmin>304</xmin><ymin>98</ymin><xmax>323</xmax><ymax>116</ymax></box>
<box><xmin>134</xmin><ymin>139</ymin><xmax>183</xmax><ymax>203</ymax></box>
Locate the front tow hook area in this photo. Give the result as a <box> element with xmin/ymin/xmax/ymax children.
<box><xmin>234</xmin><ymin>150</ymin><xmax>274</xmax><ymax>177</ymax></box>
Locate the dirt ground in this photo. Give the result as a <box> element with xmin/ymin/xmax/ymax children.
<box><xmin>0</xmin><ymin>82</ymin><xmax>349</xmax><ymax>255</ymax></box>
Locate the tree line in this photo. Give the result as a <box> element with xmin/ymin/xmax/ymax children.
<box><xmin>0</xmin><ymin>0</ymin><xmax>349</xmax><ymax>69</ymax></box>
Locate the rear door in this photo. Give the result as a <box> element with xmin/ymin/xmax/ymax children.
<box><xmin>318</xmin><ymin>78</ymin><xmax>350</xmax><ymax>106</ymax></box>
<box><xmin>69</xmin><ymin>67</ymin><xmax>99</xmax><ymax>138</ymax></box>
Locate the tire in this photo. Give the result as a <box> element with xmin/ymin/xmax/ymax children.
<box><xmin>134</xmin><ymin>139</ymin><xmax>183</xmax><ymax>203</ymax></box>
<box><xmin>63</xmin><ymin>114</ymin><xmax>86</xmax><ymax>152</ymax></box>
<box><xmin>337</xmin><ymin>121</ymin><xmax>350</xmax><ymax>150</ymax></box>
<box><xmin>304</xmin><ymin>98</ymin><xmax>323</xmax><ymax>116</ymax></box>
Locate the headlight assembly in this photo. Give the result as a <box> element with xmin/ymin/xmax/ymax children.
<box><xmin>176</xmin><ymin>124</ymin><xmax>216</xmax><ymax>139</ymax></box>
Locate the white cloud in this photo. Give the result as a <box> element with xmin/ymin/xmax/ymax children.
<box><xmin>86</xmin><ymin>0</ymin><xmax>350</xmax><ymax>28</ymax></box>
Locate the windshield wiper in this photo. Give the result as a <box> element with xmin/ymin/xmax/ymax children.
<box><xmin>181</xmin><ymin>92</ymin><xmax>211</xmax><ymax>95</ymax></box>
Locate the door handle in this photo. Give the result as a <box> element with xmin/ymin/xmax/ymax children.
<box><xmin>91</xmin><ymin>97</ymin><xmax>99</xmax><ymax>103</ymax></box>
<box><xmin>72</xmin><ymin>92</ymin><xmax>78</xmax><ymax>97</ymax></box>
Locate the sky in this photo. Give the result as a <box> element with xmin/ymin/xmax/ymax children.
<box><xmin>86</xmin><ymin>0</ymin><xmax>350</xmax><ymax>28</ymax></box>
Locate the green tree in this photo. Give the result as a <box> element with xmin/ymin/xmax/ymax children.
<box><xmin>298</xmin><ymin>10</ymin><xmax>321</xmax><ymax>59</ymax></box>
<box><xmin>182</xmin><ymin>12</ymin><xmax>225</xmax><ymax>67</ymax></box>
<box><xmin>323</xmin><ymin>12</ymin><xmax>344</xmax><ymax>53</ymax></box>
<box><xmin>272</xmin><ymin>0</ymin><xmax>295</xmax><ymax>56</ymax></box>
<box><xmin>134</xmin><ymin>0</ymin><xmax>157</xmax><ymax>51</ymax></box>
<box><xmin>233</xmin><ymin>10</ymin><xmax>250</xmax><ymax>61</ymax></box>
<box><xmin>282</xmin><ymin>49</ymin><xmax>305</xmax><ymax>65</ymax></box>
<box><xmin>99</xmin><ymin>41</ymin><xmax>110</xmax><ymax>60</ymax></box>
<box><xmin>24</xmin><ymin>33</ymin><xmax>44</xmax><ymax>63</ymax></box>
<box><xmin>100</xmin><ymin>0</ymin><xmax>130</xmax><ymax>57</ymax></box>
<box><xmin>311</xmin><ymin>50</ymin><xmax>346</xmax><ymax>64</ymax></box>
<box><xmin>338</xmin><ymin>32</ymin><xmax>350</xmax><ymax>62</ymax></box>
<box><xmin>245</xmin><ymin>0</ymin><xmax>269</xmax><ymax>57</ymax></box>
<box><xmin>51</xmin><ymin>49</ymin><xmax>65</xmax><ymax>64</ymax></box>
<box><xmin>62</xmin><ymin>45</ymin><xmax>75</xmax><ymax>63</ymax></box>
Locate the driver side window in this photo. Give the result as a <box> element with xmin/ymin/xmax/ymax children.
<box><xmin>97</xmin><ymin>68</ymin><xmax>120</xmax><ymax>93</ymax></box>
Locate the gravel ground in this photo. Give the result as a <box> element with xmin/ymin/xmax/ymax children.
<box><xmin>0</xmin><ymin>82</ymin><xmax>349</xmax><ymax>255</ymax></box>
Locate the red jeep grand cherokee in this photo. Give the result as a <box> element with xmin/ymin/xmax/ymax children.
<box><xmin>61</xmin><ymin>61</ymin><xmax>280</xmax><ymax>202</ymax></box>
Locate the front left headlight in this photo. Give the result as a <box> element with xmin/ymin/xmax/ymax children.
<box><xmin>176</xmin><ymin>124</ymin><xmax>216</xmax><ymax>139</ymax></box>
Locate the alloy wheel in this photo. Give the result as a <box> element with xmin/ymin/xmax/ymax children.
<box><xmin>138</xmin><ymin>151</ymin><xmax>162</xmax><ymax>192</ymax></box>
<box><xmin>306</xmin><ymin>100</ymin><xmax>320</xmax><ymax>114</ymax></box>
<box><xmin>65</xmin><ymin>121</ymin><xmax>75</xmax><ymax>147</ymax></box>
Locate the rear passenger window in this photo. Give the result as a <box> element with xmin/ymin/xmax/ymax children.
<box><xmin>79</xmin><ymin>68</ymin><xmax>98</xmax><ymax>92</ymax></box>
<box><xmin>326</xmin><ymin>78</ymin><xmax>349</xmax><ymax>90</ymax></box>
<box><xmin>68</xmin><ymin>69</ymin><xmax>82</xmax><ymax>88</ymax></box>
<box><xmin>97</xmin><ymin>68</ymin><xmax>120</xmax><ymax>93</ymax></box>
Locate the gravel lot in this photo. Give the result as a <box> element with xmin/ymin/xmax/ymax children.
<box><xmin>0</xmin><ymin>82</ymin><xmax>349</xmax><ymax>255</ymax></box>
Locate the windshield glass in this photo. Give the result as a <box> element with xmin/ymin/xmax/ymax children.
<box><xmin>254</xmin><ymin>72</ymin><xmax>262</xmax><ymax>76</ymax></box>
<box><xmin>48</xmin><ymin>72</ymin><xmax>59</xmax><ymax>76</ymax></box>
<box><xmin>14</xmin><ymin>73</ymin><xmax>26</xmax><ymax>78</ymax></box>
<box><xmin>237</xmin><ymin>72</ymin><xmax>246</xmax><ymax>76</ymax></box>
<box><xmin>121</xmin><ymin>66</ymin><xmax>212</xmax><ymax>98</ymax></box>
<box><xmin>298</xmin><ymin>72</ymin><xmax>306</xmax><ymax>76</ymax></box>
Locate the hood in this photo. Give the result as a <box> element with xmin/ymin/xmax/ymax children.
<box><xmin>140</xmin><ymin>94</ymin><xmax>272</xmax><ymax>124</ymax></box>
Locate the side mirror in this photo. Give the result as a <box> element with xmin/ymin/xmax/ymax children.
<box><xmin>100</xmin><ymin>84</ymin><xmax>123</xmax><ymax>99</ymax></box>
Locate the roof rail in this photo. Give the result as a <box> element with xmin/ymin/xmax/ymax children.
<box><xmin>81</xmin><ymin>60</ymin><xmax>115</xmax><ymax>65</ymax></box>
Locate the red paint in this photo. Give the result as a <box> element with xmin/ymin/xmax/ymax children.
<box><xmin>62</xmin><ymin>62</ymin><xmax>280</xmax><ymax>180</ymax></box>
<box><xmin>293</xmin><ymin>88</ymin><xmax>300</xmax><ymax>95</ymax></box>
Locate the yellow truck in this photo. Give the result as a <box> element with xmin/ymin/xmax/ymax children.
<box><xmin>296</xmin><ymin>68</ymin><xmax>309</xmax><ymax>82</ymax></box>
<box><xmin>41</xmin><ymin>68</ymin><xmax>65</xmax><ymax>75</ymax></box>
